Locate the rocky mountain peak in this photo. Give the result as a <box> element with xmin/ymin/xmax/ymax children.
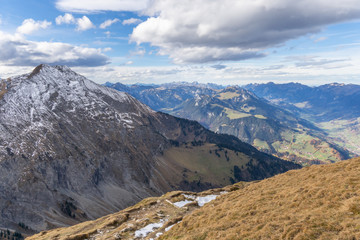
<box><xmin>0</xmin><ymin>65</ymin><xmax>299</xmax><ymax>234</ymax></box>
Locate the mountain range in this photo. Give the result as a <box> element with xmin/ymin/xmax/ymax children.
<box><xmin>0</xmin><ymin>65</ymin><xmax>298</xmax><ymax>234</ymax></box>
<box><xmin>244</xmin><ymin>82</ymin><xmax>360</xmax><ymax>155</ymax></box>
<box><xmin>105</xmin><ymin>82</ymin><xmax>356</xmax><ymax>164</ymax></box>
<box><xmin>244</xmin><ymin>82</ymin><xmax>360</xmax><ymax>122</ymax></box>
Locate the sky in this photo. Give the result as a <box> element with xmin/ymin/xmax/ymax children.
<box><xmin>0</xmin><ymin>0</ymin><xmax>360</xmax><ymax>86</ymax></box>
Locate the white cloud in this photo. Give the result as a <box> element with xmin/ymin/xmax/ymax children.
<box><xmin>131</xmin><ymin>0</ymin><xmax>360</xmax><ymax>64</ymax></box>
<box><xmin>0</xmin><ymin>31</ymin><xmax>109</xmax><ymax>67</ymax></box>
<box><xmin>100</xmin><ymin>18</ymin><xmax>119</xmax><ymax>29</ymax></box>
<box><xmin>55</xmin><ymin>14</ymin><xmax>94</xmax><ymax>31</ymax></box>
<box><xmin>56</xmin><ymin>0</ymin><xmax>149</xmax><ymax>13</ymax></box>
<box><xmin>16</xmin><ymin>19</ymin><xmax>51</xmax><ymax>35</ymax></box>
<box><xmin>0</xmin><ymin>17</ymin><xmax>2</xmax><ymax>25</ymax></box>
<box><xmin>122</xmin><ymin>18</ymin><xmax>142</xmax><ymax>25</ymax></box>
<box><xmin>130</xmin><ymin>47</ymin><xmax>146</xmax><ymax>56</ymax></box>
<box><xmin>102</xmin><ymin>47</ymin><xmax>112</xmax><ymax>52</ymax></box>
<box><xmin>72</xmin><ymin>51</ymin><xmax>360</xmax><ymax>85</ymax></box>
<box><xmin>76</xmin><ymin>16</ymin><xmax>95</xmax><ymax>31</ymax></box>
<box><xmin>289</xmin><ymin>56</ymin><xmax>350</xmax><ymax>68</ymax></box>
<box><xmin>55</xmin><ymin>13</ymin><xmax>76</xmax><ymax>25</ymax></box>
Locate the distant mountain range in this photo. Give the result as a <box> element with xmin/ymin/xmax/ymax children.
<box><xmin>105</xmin><ymin>82</ymin><xmax>357</xmax><ymax>164</ymax></box>
<box><xmin>29</xmin><ymin>157</ymin><xmax>360</xmax><ymax>240</ymax></box>
<box><xmin>0</xmin><ymin>65</ymin><xmax>298</xmax><ymax>234</ymax></box>
<box><xmin>243</xmin><ymin>82</ymin><xmax>360</xmax><ymax>121</ymax></box>
<box><xmin>243</xmin><ymin>82</ymin><xmax>360</xmax><ymax>154</ymax></box>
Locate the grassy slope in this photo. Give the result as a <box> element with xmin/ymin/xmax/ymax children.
<box><xmin>270</xmin><ymin>130</ymin><xmax>345</xmax><ymax>164</ymax></box>
<box><xmin>161</xmin><ymin>157</ymin><xmax>360</xmax><ymax>240</ymax></box>
<box><xmin>317</xmin><ymin>118</ymin><xmax>360</xmax><ymax>155</ymax></box>
<box><xmin>27</xmin><ymin>158</ymin><xmax>360</xmax><ymax>240</ymax></box>
<box><xmin>26</xmin><ymin>184</ymin><xmax>251</xmax><ymax>240</ymax></box>
<box><xmin>156</xmin><ymin>143</ymin><xmax>251</xmax><ymax>187</ymax></box>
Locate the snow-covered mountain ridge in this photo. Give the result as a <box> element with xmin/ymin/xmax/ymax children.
<box><xmin>0</xmin><ymin>64</ymin><xmax>153</xmax><ymax>158</ymax></box>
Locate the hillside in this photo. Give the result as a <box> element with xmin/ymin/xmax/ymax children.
<box><xmin>163</xmin><ymin>157</ymin><xmax>360</xmax><ymax>239</ymax></box>
<box><xmin>244</xmin><ymin>82</ymin><xmax>360</xmax><ymax>155</ymax></box>
<box><xmin>0</xmin><ymin>65</ymin><xmax>298</xmax><ymax>234</ymax></box>
<box><xmin>29</xmin><ymin>157</ymin><xmax>360</xmax><ymax>240</ymax></box>
<box><xmin>168</xmin><ymin>86</ymin><xmax>351</xmax><ymax>164</ymax></box>
<box><xmin>106</xmin><ymin>83</ymin><xmax>352</xmax><ymax>164</ymax></box>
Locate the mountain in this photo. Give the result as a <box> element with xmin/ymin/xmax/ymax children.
<box><xmin>244</xmin><ymin>82</ymin><xmax>360</xmax><ymax>121</ymax></box>
<box><xmin>168</xmin><ymin>86</ymin><xmax>351</xmax><ymax>164</ymax></box>
<box><xmin>29</xmin><ymin>157</ymin><xmax>360</xmax><ymax>240</ymax></box>
<box><xmin>103</xmin><ymin>82</ymin><xmax>218</xmax><ymax>112</ymax></box>
<box><xmin>0</xmin><ymin>65</ymin><xmax>298</xmax><ymax>234</ymax></box>
<box><xmin>106</xmin><ymin>83</ymin><xmax>351</xmax><ymax>164</ymax></box>
<box><xmin>244</xmin><ymin>82</ymin><xmax>360</xmax><ymax>155</ymax></box>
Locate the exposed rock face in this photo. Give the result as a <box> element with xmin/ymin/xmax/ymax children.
<box><xmin>0</xmin><ymin>65</ymin><xmax>299</xmax><ymax>233</ymax></box>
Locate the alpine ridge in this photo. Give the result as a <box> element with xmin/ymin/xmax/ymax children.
<box><xmin>0</xmin><ymin>65</ymin><xmax>299</xmax><ymax>234</ymax></box>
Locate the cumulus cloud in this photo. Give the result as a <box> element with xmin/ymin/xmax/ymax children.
<box><xmin>100</xmin><ymin>18</ymin><xmax>119</xmax><ymax>29</ymax></box>
<box><xmin>122</xmin><ymin>18</ymin><xmax>142</xmax><ymax>25</ymax></box>
<box><xmin>16</xmin><ymin>19</ymin><xmax>51</xmax><ymax>35</ymax></box>
<box><xmin>131</xmin><ymin>0</ymin><xmax>360</xmax><ymax>64</ymax></box>
<box><xmin>55</xmin><ymin>13</ymin><xmax>76</xmax><ymax>25</ymax></box>
<box><xmin>76</xmin><ymin>16</ymin><xmax>95</xmax><ymax>31</ymax></box>
<box><xmin>55</xmin><ymin>14</ymin><xmax>94</xmax><ymax>31</ymax></box>
<box><xmin>56</xmin><ymin>0</ymin><xmax>149</xmax><ymax>13</ymax></box>
<box><xmin>0</xmin><ymin>31</ymin><xmax>109</xmax><ymax>67</ymax></box>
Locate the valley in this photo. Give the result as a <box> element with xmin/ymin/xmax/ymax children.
<box><xmin>106</xmin><ymin>82</ymin><xmax>356</xmax><ymax>165</ymax></box>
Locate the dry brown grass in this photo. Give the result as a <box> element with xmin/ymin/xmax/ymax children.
<box><xmin>26</xmin><ymin>184</ymin><xmax>249</xmax><ymax>240</ymax></box>
<box><xmin>0</xmin><ymin>80</ymin><xmax>8</xmax><ymax>99</ymax></box>
<box><xmin>28</xmin><ymin>158</ymin><xmax>360</xmax><ymax>239</ymax></box>
<box><xmin>161</xmin><ymin>157</ymin><xmax>360</xmax><ymax>240</ymax></box>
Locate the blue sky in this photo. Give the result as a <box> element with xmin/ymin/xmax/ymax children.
<box><xmin>0</xmin><ymin>0</ymin><xmax>360</xmax><ymax>85</ymax></box>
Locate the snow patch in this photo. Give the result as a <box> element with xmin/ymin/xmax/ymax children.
<box><xmin>165</xmin><ymin>224</ymin><xmax>176</xmax><ymax>232</ymax></box>
<box><xmin>173</xmin><ymin>200</ymin><xmax>193</xmax><ymax>208</ymax></box>
<box><xmin>134</xmin><ymin>219</ymin><xmax>165</xmax><ymax>238</ymax></box>
<box><xmin>196</xmin><ymin>195</ymin><xmax>218</xmax><ymax>207</ymax></box>
<box><xmin>172</xmin><ymin>192</ymin><xmax>226</xmax><ymax>208</ymax></box>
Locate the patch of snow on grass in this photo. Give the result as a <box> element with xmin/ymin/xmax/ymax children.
<box><xmin>134</xmin><ymin>220</ymin><xmax>164</xmax><ymax>238</ymax></box>
<box><xmin>182</xmin><ymin>194</ymin><xmax>196</xmax><ymax>200</ymax></box>
<box><xmin>173</xmin><ymin>200</ymin><xmax>193</xmax><ymax>208</ymax></box>
<box><xmin>165</xmin><ymin>224</ymin><xmax>176</xmax><ymax>232</ymax></box>
<box><xmin>196</xmin><ymin>195</ymin><xmax>218</xmax><ymax>207</ymax></box>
